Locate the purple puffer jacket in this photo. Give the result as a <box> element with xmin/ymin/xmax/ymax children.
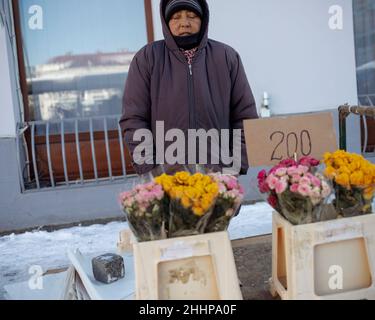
<box><xmin>120</xmin><ymin>0</ymin><xmax>258</xmax><ymax>175</ymax></box>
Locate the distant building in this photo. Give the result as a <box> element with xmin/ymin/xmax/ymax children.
<box><xmin>28</xmin><ymin>51</ymin><xmax>135</xmax><ymax>121</ymax></box>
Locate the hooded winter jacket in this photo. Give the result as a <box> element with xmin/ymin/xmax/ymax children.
<box><xmin>120</xmin><ymin>0</ymin><xmax>258</xmax><ymax>175</ymax></box>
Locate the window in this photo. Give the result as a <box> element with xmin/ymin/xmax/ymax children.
<box><xmin>354</xmin><ymin>0</ymin><xmax>375</xmax><ymax>103</ymax></box>
<box><xmin>353</xmin><ymin>0</ymin><xmax>375</xmax><ymax>153</ymax></box>
<box><xmin>13</xmin><ymin>0</ymin><xmax>154</xmax><ymax>188</ymax></box>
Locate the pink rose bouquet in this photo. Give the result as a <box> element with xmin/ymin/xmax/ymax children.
<box><xmin>206</xmin><ymin>173</ymin><xmax>245</xmax><ymax>232</ymax></box>
<box><xmin>257</xmin><ymin>157</ymin><xmax>331</xmax><ymax>225</ymax></box>
<box><xmin>119</xmin><ymin>182</ymin><xmax>169</xmax><ymax>242</ymax></box>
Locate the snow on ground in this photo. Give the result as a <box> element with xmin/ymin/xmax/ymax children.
<box><xmin>0</xmin><ymin>202</ymin><xmax>273</xmax><ymax>299</ymax></box>
<box><xmin>0</xmin><ymin>222</ymin><xmax>127</xmax><ymax>300</ymax></box>
<box><xmin>228</xmin><ymin>202</ymin><xmax>273</xmax><ymax>238</ymax></box>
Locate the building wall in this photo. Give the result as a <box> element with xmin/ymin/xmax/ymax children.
<box><xmin>153</xmin><ymin>0</ymin><xmax>359</xmax><ymax>114</ymax></box>
<box><xmin>0</xmin><ymin>0</ymin><xmax>362</xmax><ymax>232</ymax></box>
<box><xmin>0</xmin><ymin>20</ymin><xmax>17</xmax><ymax>137</ymax></box>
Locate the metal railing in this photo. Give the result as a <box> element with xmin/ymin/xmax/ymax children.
<box><xmin>339</xmin><ymin>103</ymin><xmax>375</xmax><ymax>157</ymax></box>
<box><xmin>16</xmin><ymin>115</ymin><xmax>132</xmax><ymax>193</ymax></box>
<box><xmin>358</xmin><ymin>95</ymin><xmax>375</xmax><ymax>157</ymax></box>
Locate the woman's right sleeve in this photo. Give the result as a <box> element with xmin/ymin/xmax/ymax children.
<box><xmin>119</xmin><ymin>49</ymin><xmax>156</xmax><ymax>175</ymax></box>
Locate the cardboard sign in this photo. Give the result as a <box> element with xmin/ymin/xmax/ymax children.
<box><xmin>243</xmin><ymin>112</ymin><xmax>337</xmax><ymax>167</ymax></box>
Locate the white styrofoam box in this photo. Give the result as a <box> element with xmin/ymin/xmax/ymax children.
<box><xmin>270</xmin><ymin>211</ymin><xmax>375</xmax><ymax>300</ymax></box>
<box><xmin>133</xmin><ymin>231</ymin><xmax>242</xmax><ymax>300</ymax></box>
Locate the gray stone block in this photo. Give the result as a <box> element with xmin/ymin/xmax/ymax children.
<box><xmin>92</xmin><ymin>253</ymin><xmax>125</xmax><ymax>284</ymax></box>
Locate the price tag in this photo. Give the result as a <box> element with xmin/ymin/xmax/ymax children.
<box><xmin>243</xmin><ymin>112</ymin><xmax>337</xmax><ymax>167</ymax></box>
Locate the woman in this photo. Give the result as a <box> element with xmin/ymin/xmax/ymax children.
<box><xmin>120</xmin><ymin>0</ymin><xmax>258</xmax><ymax>176</ymax></box>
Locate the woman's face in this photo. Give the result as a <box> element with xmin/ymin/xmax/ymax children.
<box><xmin>168</xmin><ymin>10</ymin><xmax>202</xmax><ymax>37</ymax></box>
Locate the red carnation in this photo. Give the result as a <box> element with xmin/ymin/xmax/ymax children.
<box><xmin>280</xmin><ymin>159</ymin><xmax>297</xmax><ymax>167</ymax></box>
<box><xmin>259</xmin><ymin>181</ymin><xmax>270</xmax><ymax>193</ymax></box>
<box><xmin>267</xmin><ymin>194</ymin><xmax>278</xmax><ymax>209</ymax></box>
<box><xmin>257</xmin><ymin>170</ymin><xmax>267</xmax><ymax>182</ymax></box>
<box><xmin>299</xmin><ymin>156</ymin><xmax>320</xmax><ymax>168</ymax></box>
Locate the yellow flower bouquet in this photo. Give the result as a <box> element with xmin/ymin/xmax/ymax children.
<box><xmin>155</xmin><ymin>172</ymin><xmax>219</xmax><ymax>237</ymax></box>
<box><xmin>323</xmin><ymin>150</ymin><xmax>375</xmax><ymax>217</ymax></box>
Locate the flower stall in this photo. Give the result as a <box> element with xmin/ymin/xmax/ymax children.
<box><xmin>258</xmin><ymin>154</ymin><xmax>375</xmax><ymax>300</ymax></box>
<box><xmin>119</xmin><ymin>170</ymin><xmax>244</xmax><ymax>300</ymax></box>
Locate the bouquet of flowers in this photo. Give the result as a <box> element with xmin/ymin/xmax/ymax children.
<box><xmin>205</xmin><ymin>173</ymin><xmax>245</xmax><ymax>232</ymax></box>
<box><xmin>119</xmin><ymin>169</ymin><xmax>245</xmax><ymax>241</ymax></box>
<box><xmin>155</xmin><ymin>172</ymin><xmax>219</xmax><ymax>237</ymax></box>
<box><xmin>323</xmin><ymin>150</ymin><xmax>375</xmax><ymax>217</ymax></box>
<box><xmin>257</xmin><ymin>157</ymin><xmax>331</xmax><ymax>225</ymax></box>
<box><xmin>119</xmin><ymin>182</ymin><xmax>169</xmax><ymax>242</ymax></box>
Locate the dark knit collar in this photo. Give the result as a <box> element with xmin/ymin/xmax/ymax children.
<box><xmin>173</xmin><ymin>33</ymin><xmax>201</xmax><ymax>50</ymax></box>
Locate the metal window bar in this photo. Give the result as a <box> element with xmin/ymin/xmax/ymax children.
<box><xmin>30</xmin><ymin>122</ymin><xmax>40</xmax><ymax>189</ymax></box>
<box><xmin>117</xmin><ymin>122</ymin><xmax>127</xmax><ymax>179</ymax></box>
<box><xmin>15</xmin><ymin>123</ymin><xmax>26</xmax><ymax>192</ymax></box>
<box><xmin>89</xmin><ymin>118</ymin><xmax>99</xmax><ymax>182</ymax></box>
<box><xmin>61</xmin><ymin>120</ymin><xmax>69</xmax><ymax>186</ymax></box>
<box><xmin>359</xmin><ymin>94</ymin><xmax>375</xmax><ymax>107</ymax></box>
<box><xmin>362</xmin><ymin>114</ymin><xmax>369</xmax><ymax>154</ymax></box>
<box><xmin>75</xmin><ymin>119</ymin><xmax>84</xmax><ymax>184</ymax></box>
<box><xmin>339</xmin><ymin>104</ymin><xmax>375</xmax><ymax>157</ymax></box>
<box><xmin>359</xmin><ymin>96</ymin><xmax>375</xmax><ymax>157</ymax></box>
<box><xmin>367</xmin><ymin>96</ymin><xmax>373</xmax><ymax>106</ymax></box>
<box><xmin>17</xmin><ymin>115</ymin><xmax>130</xmax><ymax>192</ymax></box>
<box><xmin>103</xmin><ymin>117</ymin><xmax>113</xmax><ymax>180</ymax></box>
<box><xmin>46</xmin><ymin>122</ymin><xmax>55</xmax><ymax>187</ymax></box>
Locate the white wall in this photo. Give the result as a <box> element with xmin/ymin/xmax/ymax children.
<box><xmin>152</xmin><ymin>0</ymin><xmax>164</xmax><ymax>41</ymax></box>
<box><xmin>0</xmin><ymin>25</ymin><xmax>16</xmax><ymax>137</ymax></box>
<box><xmin>152</xmin><ymin>0</ymin><xmax>358</xmax><ymax>115</ymax></box>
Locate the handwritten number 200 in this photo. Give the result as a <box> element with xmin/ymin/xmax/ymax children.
<box><xmin>270</xmin><ymin>130</ymin><xmax>312</xmax><ymax>161</ymax></box>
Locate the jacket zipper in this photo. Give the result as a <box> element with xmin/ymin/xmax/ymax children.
<box><xmin>187</xmin><ymin>62</ymin><xmax>195</xmax><ymax>130</ymax></box>
<box><xmin>185</xmin><ymin>48</ymin><xmax>202</xmax><ymax>130</ymax></box>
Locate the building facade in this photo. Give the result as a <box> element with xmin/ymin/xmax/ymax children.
<box><xmin>0</xmin><ymin>0</ymin><xmax>373</xmax><ymax>232</ymax></box>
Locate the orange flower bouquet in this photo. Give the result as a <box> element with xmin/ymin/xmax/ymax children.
<box><xmin>323</xmin><ymin>150</ymin><xmax>375</xmax><ymax>217</ymax></box>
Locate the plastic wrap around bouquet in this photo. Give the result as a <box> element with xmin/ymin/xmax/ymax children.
<box><xmin>119</xmin><ymin>182</ymin><xmax>169</xmax><ymax>242</ymax></box>
<box><xmin>257</xmin><ymin>157</ymin><xmax>332</xmax><ymax>225</ymax></box>
<box><xmin>323</xmin><ymin>150</ymin><xmax>375</xmax><ymax>218</ymax></box>
<box><xmin>206</xmin><ymin>173</ymin><xmax>244</xmax><ymax>232</ymax></box>
<box><xmin>119</xmin><ymin>171</ymin><xmax>244</xmax><ymax>242</ymax></box>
